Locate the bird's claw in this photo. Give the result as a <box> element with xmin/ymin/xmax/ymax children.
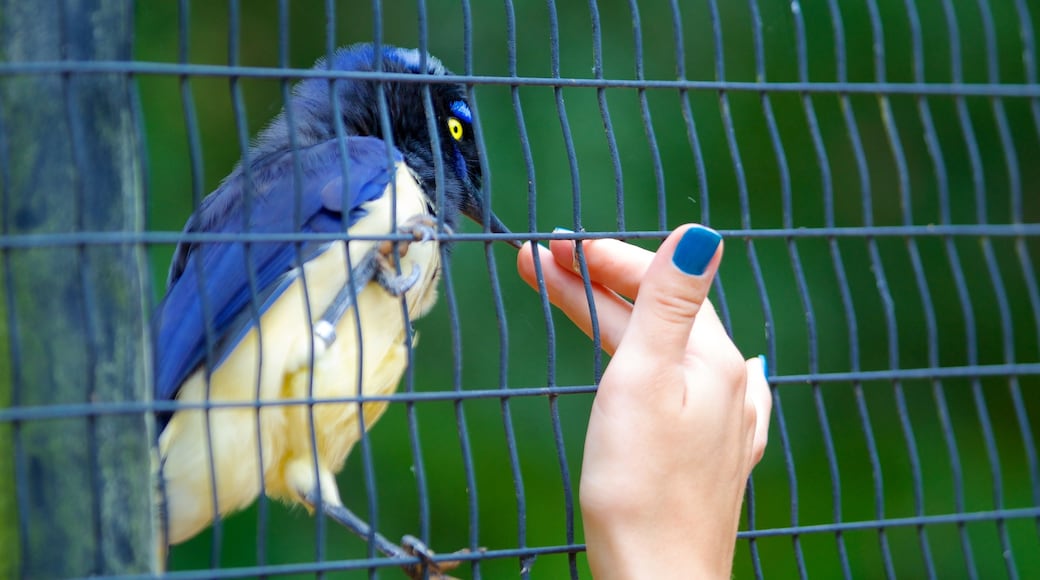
<box><xmin>375</xmin><ymin>261</ymin><xmax>421</xmax><ymax>296</ymax></box>
<box><xmin>400</xmin><ymin>535</ymin><xmax>472</xmax><ymax>580</ymax></box>
<box><xmin>374</xmin><ymin>216</ymin><xmax>445</xmax><ymax>297</ymax></box>
<box><xmin>399</xmin><ymin>215</ymin><xmax>441</xmax><ymax>245</ymax></box>
<box><xmin>401</xmin><ymin>215</ymin><xmax>439</xmax><ymax>244</ymax></box>
<box><xmin>376</xmin><ymin>216</ymin><xmax>442</xmax><ymax>259</ymax></box>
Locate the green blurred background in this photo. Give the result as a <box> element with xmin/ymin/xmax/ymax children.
<box><xmin>133</xmin><ymin>0</ymin><xmax>1040</xmax><ymax>578</ymax></box>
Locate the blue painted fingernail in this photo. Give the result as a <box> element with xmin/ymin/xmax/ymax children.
<box><xmin>552</xmin><ymin>227</ymin><xmax>573</xmax><ymax>235</ymax></box>
<box><xmin>758</xmin><ymin>354</ymin><xmax>769</xmax><ymax>379</ymax></box>
<box><xmin>672</xmin><ymin>225</ymin><xmax>722</xmax><ymax>276</ymax></box>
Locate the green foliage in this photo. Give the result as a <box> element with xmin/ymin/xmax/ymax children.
<box><xmin>135</xmin><ymin>0</ymin><xmax>1040</xmax><ymax>577</ymax></box>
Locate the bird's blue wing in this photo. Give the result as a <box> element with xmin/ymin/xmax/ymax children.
<box><xmin>154</xmin><ymin>136</ymin><xmax>401</xmax><ymax>413</ymax></box>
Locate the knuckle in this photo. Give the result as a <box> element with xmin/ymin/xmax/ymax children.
<box><xmin>710</xmin><ymin>346</ymin><xmax>747</xmax><ymax>387</ymax></box>
<box><xmin>580</xmin><ymin>473</ymin><xmax>643</xmax><ymax>521</ymax></box>
<box><xmin>760</xmin><ymin>383</ymin><xmax>774</xmax><ymax>415</ymax></box>
<box><xmin>646</xmin><ymin>288</ymin><xmax>702</xmax><ymax>325</ymax></box>
<box><xmin>753</xmin><ymin>432</ymin><xmax>769</xmax><ymax>465</ymax></box>
<box><xmin>745</xmin><ymin>396</ymin><xmax>758</xmax><ymax>424</ymax></box>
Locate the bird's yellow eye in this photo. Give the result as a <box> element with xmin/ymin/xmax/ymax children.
<box><xmin>447</xmin><ymin>116</ymin><xmax>464</xmax><ymax>141</ymax></box>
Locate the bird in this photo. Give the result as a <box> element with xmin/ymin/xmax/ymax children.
<box><xmin>153</xmin><ymin>43</ymin><xmax>516</xmax><ymax>578</ymax></box>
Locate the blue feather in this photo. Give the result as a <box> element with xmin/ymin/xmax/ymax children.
<box><xmin>450</xmin><ymin>101</ymin><xmax>472</xmax><ymax>123</ymax></box>
<box><xmin>154</xmin><ymin>136</ymin><xmax>401</xmax><ymax>417</ymax></box>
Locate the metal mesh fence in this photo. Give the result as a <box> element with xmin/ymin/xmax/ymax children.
<box><xmin>1</xmin><ymin>0</ymin><xmax>1039</xmax><ymax>578</ymax></box>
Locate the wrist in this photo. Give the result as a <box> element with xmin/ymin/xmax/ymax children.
<box><xmin>584</xmin><ymin>521</ymin><xmax>736</xmax><ymax>580</ymax></box>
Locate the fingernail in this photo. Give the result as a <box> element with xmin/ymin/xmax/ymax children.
<box><xmin>758</xmin><ymin>354</ymin><xmax>769</xmax><ymax>379</ymax></box>
<box><xmin>672</xmin><ymin>225</ymin><xmax>722</xmax><ymax>276</ymax></box>
<box><xmin>552</xmin><ymin>227</ymin><xmax>582</xmax><ymax>273</ymax></box>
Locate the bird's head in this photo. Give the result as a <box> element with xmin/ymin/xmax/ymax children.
<box><xmin>257</xmin><ymin>43</ymin><xmax>516</xmax><ymax>245</ymax></box>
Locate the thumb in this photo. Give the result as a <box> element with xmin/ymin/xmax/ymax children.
<box><xmin>619</xmin><ymin>225</ymin><xmax>723</xmax><ymax>363</ymax></box>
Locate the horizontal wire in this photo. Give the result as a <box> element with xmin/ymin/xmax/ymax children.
<box><xmin>0</xmin><ymin>60</ymin><xmax>1039</xmax><ymax>97</ymax></box>
<box><xmin>739</xmin><ymin>506</ymin><xmax>1040</xmax><ymax>539</ymax></box>
<box><xmin>101</xmin><ymin>543</ymin><xmax>585</xmax><ymax>580</ymax></box>
<box><xmin>2</xmin><ymin>363</ymin><xmax>1037</xmax><ymax>423</ymax></box>
<box><xmin>771</xmin><ymin>362</ymin><xmax>1040</xmax><ymax>384</ymax></box>
<box><xmin>1</xmin><ymin>223</ymin><xmax>1038</xmax><ymax>249</ymax></box>
<box><xmin>89</xmin><ymin>506</ymin><xmax>1040</xmax><ymax>580</ymax></box>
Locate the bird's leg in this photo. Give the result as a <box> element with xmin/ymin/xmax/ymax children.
<box><xmin>374</xmin><ymin>216</ymin><xmax>446</xmax><ymax>297</ymax></box>
<box><xmin>302</xmin><ymin>489</ymin><xmax>468</xmax><ymax>580</ymax></box>
<box><xmin>303</xmin><ymin>248</ymin><xmax>380</xmax><ymax>359</ymax></box>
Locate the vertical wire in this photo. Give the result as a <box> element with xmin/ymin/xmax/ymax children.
<box><xmin>177</xmin><ymin>0</ymin><xmax>205</xmax><ymax>261</ymax></box>
<box><xmin>342</xmin><ymin>243</ymin><xmax>375</xmax><ymax>577</ymax></box>
<box><xmin>969</xmin><ymin>0</ymin><xmax>1020</xmax><ymax>573</ymax></box>
<box><xmin>471</xmin><ymin>83</ymin><xmax>527</xmax><ymax>574</ymax></box>
<box><xmin>807</xmin><ymin>1</ymin><xmax>862</xmax><ymax>576</ymax></box>
<box><xmin>504</xmin><ymin>2</ymin><xmax>542</xmax><ymax>571</ymax></box>
<box><xmin>898</xmin><ymin>2</ymin><xmax>948</xmax><ymax>577</ymax></box>
<box><xmin>1010</xmin><ymin>0</ymin><xmax>1040</xmax><ymax>539</ymax></box>
<box><xmin>365</xmin><ymin>6</ymin><xmax>397</xmax><ymax>575</ymax></box>
<box><xmin>890</xmin><ymin>0</ymin><xmax>950</xmax><ymax>577</ymax></box>
<box><xmin>980</xmin><ymin>0</ymin><xmax>1038</xmax><ymax>533</ymax></box>
<box><xmin>937</xmin><ymin>0</ymin><xmax>1016</xmax><ymax>573</ymax></box>
<box><xmin>705</xmin><ymin>1</ymin><xmax>799</xmax><ymax>576</ymax></box>
<box><xmin>784</xmin><ymin>2</ymin><xmax>851</xmax><ymax>577</ymax></box>
<box><xmin>544</xmin><ymin>2</ymin><xmax>581</xmax><ymax>576</ymax></box>
<box><xmin>228</xmin><ymin>1</ymin><xmax>278</xmax><ymax>572</ymax></box>
<box><xmin>900</xmin><ymin>0</ymin><xmax>977</xmax><ymax>574</ymax></box>
<box><xmin>404</xmin><ymin>16</ymin><xmax>483</xmax><ymax>570</ymax></box>
<box><xmin>56</xmin><ymin>0</ymin><xmax>104</xmax><ymax>566</ymax></box>
<box><xmin>668</xmin><ymin>1</ymin><xmax>707</xmax><ymax>221</ymax></box>
<box><xmin>408</xmin><ymin>0</ymin><xmax>433</xmax><ymax>558</ymax></box>
<box><xmin>340</xmin><ymin>201</ymin><xmax>376</xmax><ymax>575</ymax></box>
<box><xmin>200</xmin><ymin>0</ymin><xmax>251</xmax><ymax>566</ymax></box>
<box><xmin>459</xmin><ymin>3</ymin><xmax>483</xmax><ymax>573</ymax></box>
<box><xmin>459</xmin><ymin>1</ymin><xmax>531</xmax><ymax>575</ymax></box>
<box><xmin>155</xmin><ymin>0</ymin><xmax>199</xmax><ymax>561</ymax></box>
<box><xmin>439</xmin><ymin>245</ymin><xmax>473</xmax><ymax>576</ymax></box>
<box><xmin>276</xmin><ymin>9</ymin><xmax>329</xmax><ymax>574</ymax></box>
<box><xmin>849</xmin><ymin>2</ymin><xmax>896</xmax><ymax>576</ymax></box>
<box><xmin>194</xmin><ymin>156</ymin><xmax>223</xmax><ymax>565</ymax></box>
<box><xmin>626</xmin><ymin>0</ymin><xmax>666</xmax><ymax>230</ymax></box>
<box><xmin>863</xmin><ymin>0</ymin><xmax>938</xmax><ymax>573</ymax></box>
<box><xmin>698</xmin><ymin>1</ymin><xmax>740</xmax><ymax>340</ymax></box>
<box><xmin>827</xmin><ymin>0</ymin><xmax>891</xmax><ymax>574</ymax></box>
<box><xmin>587</xmin><ymin>0</ymin><xmax>626</xmax><ymax>232</ymax></box>
<box><xmin>667</xmin><ymin>0</ymin><xmax>735</xmax><ymax>346</ymax></box>
<box><xmin>544</xmin><ymin>0</ymin><xmax>602</xmax><ymax>380</ymax></box>
<box><xmin>319</xmin><ymin>3</ymin><xmax>376</xmax><ymax>573</ymax></box>
<box><xmin>511</xmin><ymin>24</ymin><xmax>559</xmax><ymax>393</ymax></box>
<box><xmin>250</xmin><ymin>1</ymin><xmax>292</xmax><ymax>572</ymax></box>
<box><xmin>171</xmin><ymin>5</ymin><xmax>209</xmax><ymax>558</ymax></box>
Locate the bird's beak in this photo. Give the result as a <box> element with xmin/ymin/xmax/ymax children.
<box><xmin>462</xmin><ymin>193</ymin><xmax>522</xmax><ymax>249</ymax></box>
<box><xmin>486</xmin><ymin>211</ymin><xmax>523</xmax><ymax>249</ymax></box>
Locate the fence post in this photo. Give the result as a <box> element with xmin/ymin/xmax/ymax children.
<box><xmin>0</xmin><ymin>0</ymin><xmax>157</xmax><ymax>576</ymax></box>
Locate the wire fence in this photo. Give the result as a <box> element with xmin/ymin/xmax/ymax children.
<box><xmin>1</xmin><ymin>0</ymin><xmax>1039</xmax><ymax>578</ymax></box>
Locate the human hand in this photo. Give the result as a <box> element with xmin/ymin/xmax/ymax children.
<box><xmin>516</xmin><ymin>225</ymin><xmax>772</xmax><ymax>579</ymax></box>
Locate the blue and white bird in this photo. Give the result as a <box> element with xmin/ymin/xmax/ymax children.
<box><xmin>154</xmin><ymin>43</ymin><xmax>514</xmax><ymax>576</ymax></box>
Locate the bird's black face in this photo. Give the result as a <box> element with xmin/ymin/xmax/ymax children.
<box><xmin>377</xmin><ymin>69</ymin><xmax>485</xmax><ymax>232</ymax></box>
<box><xmin>294</xmin><ymin>45</ymin><xmax>510</xmax><ymax>238</ymax></box>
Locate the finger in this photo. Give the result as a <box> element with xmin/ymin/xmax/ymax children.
<box><xmin>548</xmin><ymin>233</ymin><xmax>728</xmax><ymax>336</ymax></box>
<box><xmin>618</xmin><ymin>224</ymin><xmax>723</xmax><ymax>364</ymax></box>
<box><xmin>549</xmin><ymin>236</ymin><xmax>654</xmax><ymax>301</ymax></box>
<box><xmin>517</xmin><ymin>242</ymin><xmax>633</xmax><ymax>354</ymax></box>
<box><xmin>745</xmin><ymin>355</ymin><xmax>772</xmax><ymax>466</ymax></box>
